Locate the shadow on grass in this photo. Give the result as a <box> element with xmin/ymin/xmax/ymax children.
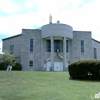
<box><xmin>69</xmin><ymin>77</ymin><xmax>100</xmax><ymax>82</ymax></box>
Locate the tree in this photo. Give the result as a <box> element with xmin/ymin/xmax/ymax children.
<box><xmin>0</xmin><ymin>50</ymin><xmax>15</xmax><ymax>66</ymax></box>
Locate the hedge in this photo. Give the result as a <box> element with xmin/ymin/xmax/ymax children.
<box><xmin>12</xmin><ymin>62</ymin><xmax>22</xmax><ymax>71</ymax></box>
<box><xmin>0</xmin><ymin>62</ymin><xmax>22</xmax><ymax>71</ymax></box>
<box><xmin>0</xmin><ymin>62</ymin><xmax>7</xmax><ymax>70</ymax></box>
<box><xmin>68</xmin><ymin>59</ymin><xmax>100</xmax><ymax>80</ymax></box>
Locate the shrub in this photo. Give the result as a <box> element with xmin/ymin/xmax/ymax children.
<box><xmin>1</xmin><ymin>51</ymin><xmax>15</xmax><ymax>66</ymax></box>
<box><xmin>0</xmin><ymin>61</ymin><xmax>7</xmax><ymax>70</ymax></box>
<box><xmin>0</xmin><ymin>61</ymin><xmax>22</xmax><ymax>71</ymax></box>
<box><xmin>12</xmin><ymin>62</ymin><xmax>22</xmax><ymax>71</ymax></box>
<box><xmin>68</xmin><ymin>59</ymin><xmax>100</xmax><ymax>80</ymax></box>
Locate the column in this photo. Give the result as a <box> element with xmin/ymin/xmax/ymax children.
<box><xmin>51</xmin><ymin>36</ymin><xmax>54</xmax><ymax>71</ymax></box>
<box><xmin>63</xmin><ymin>37</ymin><xmax>66</xmax><ymax>70</ymax></box>
<box><xmin>70</xmin><ymin>40</ymin><xmax>73</xmax><ymax>63</ymax></box>
<box><xmin>41</xmin><ymin>38</ymin><xmax>44</xmax><ymax>70</ymax></box>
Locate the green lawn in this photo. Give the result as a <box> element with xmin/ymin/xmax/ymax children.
<box><xmin>0</xmin><ymin>71</ymin><xmax>99</xmax><ymax>100</ymax></box>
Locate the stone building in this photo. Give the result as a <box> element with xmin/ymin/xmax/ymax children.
<box><xmin>2</xmin><ymin>18</ymin><xmax>100</xmax><ymax>71</ymax></box>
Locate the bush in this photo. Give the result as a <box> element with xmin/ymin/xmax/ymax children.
<box><xmin>68</xmin><ymin>59</ymin><xmax>100</xmax><ymax>80</ymax></box>
<box><xmin>1</xmin><ymin>51</ymin><xmax>15</xmax><ymax>66</ymax></box>
<box><xmin>12</xmin><ymin>62</ymin><xmax>22</xmax><ymax>71</ymax></box>
<box><xmin>0</xmin><ymin>61</ymin><xmax>22</xmax><ymax>71</ymax></box>
<box><xmin>0</xmin><ymin>61</ymin><xmax>7</xmax><ymax>70</ymax></box>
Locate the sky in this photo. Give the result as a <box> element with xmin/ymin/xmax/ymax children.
<box><xmin>0</xmin><ymin>0</ymin><xmax>100</xmax><ymax>50</ymax></box>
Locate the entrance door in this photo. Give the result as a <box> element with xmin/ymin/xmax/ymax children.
<box><xmin>46</xmin><ymin>62</ymin><xmax>51</xmax><ymax>71</ymax></box>
<box><xmin>54</xmin><ymin>62</ymin><xmax>63</xmax><ymax>71</ymax></box>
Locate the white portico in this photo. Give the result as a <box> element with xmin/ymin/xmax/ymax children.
<box><xmin>41</xmin><ymin>20</ymin><xmax>73</xmax><ymax>71</ymax></box>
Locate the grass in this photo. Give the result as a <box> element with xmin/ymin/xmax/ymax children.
<box><xmin>0</xmin><ymin>71</ymin><xmax>100</xmax><ymax>100</ymax></box>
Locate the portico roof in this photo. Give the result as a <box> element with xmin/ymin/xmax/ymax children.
<box><xmin>45</xmin><ymin>53</ymin><xmax>69</xmax><ymax>62</ymax></box>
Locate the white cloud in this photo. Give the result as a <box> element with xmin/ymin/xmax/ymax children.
<box><xmin>70</xmin><ymin>0</ymin><xmax>83</xmax><ymax>8</ymax></box>
<box><xmin>36</xmin><ymin>0</ymin><xmax>70</xmax><ymax>13</ymax></box>
<box><xmin>24</xmin><ymin>0</ymin><xmax>36</xmax><ymax>8</ymax></box>
<box><xmin>54</xmin><ymin>0</ymin><xmax>100</xmax><ymax>41</ymax></box>
<box><xmin>0</xmin><ymin>0</ymin><xmax>21</xmax><ymax>13</ymax></box>
<box><xmin>0</xmin><ymin>12</ymin><xmax>45</xmax><ymax>36</ymax></box>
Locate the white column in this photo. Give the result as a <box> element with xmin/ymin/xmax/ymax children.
<box><xmin>63</xmin><ymin>37</ymin><xmax>66</xmax><ymax>70</ymax></box>
<box><xmin>51</xmin><ymin>36</ymin><xmax>54</xmax><ymax>71</ymax></box>
<box><xmin>70</xmin><ymin>40</ymin><xmax>73</xmax><ymax>63</ymax></box>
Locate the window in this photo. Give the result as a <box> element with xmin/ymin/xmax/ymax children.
<box><xmin>30</xmin><ymin>39</ymin><xmax>33</xmax><ymax>52</ymax></box>
<box><xmin>29</xmin><ymin>61</ymin><xmax>33</xmax><ymax>66</ymax></box>
<box><xmin>54</xmin><ymin>40</ymin><xmax>60</xmax><ymax>52</ymax></box>
<box><xmin>94</xmin><ymin>48</ymin><xmax>97</xmax><ymax>59</ymax></box>
<box><xmin>46</xmin><ymin>40</ymin><xmax>63</xmax><ymax>52</ymax></box>
<box><xmin>81</xmin><ymin>40</ymin><xmax>84</xmax><ymax>53</ymax></box>
<box><xmin>46</xmin><ymin>40</ymin><xmax>51</xmax><ymax>52</ymax></box>
<box><xmin>66</xmin><ymin>40</ymin><xmax>68</xmax><ymax>53</ymax></box>
<box><xmin>10</xmin><ymin>45</ymin><xmax>14</xmax><ymax>54</ymax></box>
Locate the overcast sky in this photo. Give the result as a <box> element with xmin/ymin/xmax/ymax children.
<box><xmin>0</xmin><ymin>0</ymin><xmax>100</xmax><ymax>50</ymax></box>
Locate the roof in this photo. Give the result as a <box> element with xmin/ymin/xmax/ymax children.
<box><xmin>92</xmin><ymin>38</ymin><xmax>100</xmax><ymax>43</ymax></box>
<box><xmin>2</xmin><ymin>34</ymin><xmax>22</xmax><ymax>41</ymax></box>
<box><xmin>73</xmin><ymin>31</ymin><xmax>91</xmax><ymax>33</ymax></box>
<box><xmin>2</xmin><ymin>28</ymin><xmax>41</xmax><ymax>41</ymax></box>
<box><xmin>45</xmin><ymin>53</ymin><xmax>69</xmax><ymax>62</ymax></box>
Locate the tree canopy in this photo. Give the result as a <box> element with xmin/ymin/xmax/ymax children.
<box><xmin>0</xmin><ymin>51</ymin><xmax>15</xmax><ymax>66</ymax></box>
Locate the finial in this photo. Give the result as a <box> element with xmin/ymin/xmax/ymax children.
<box><xmin>57</xmin><ymin>20</ymin><xmax>60</xmax><ymax>24</ymax></box>
<box><xmin>49</xmin><ymin>14</ymin><xmax>52</xmax><ymax>23</ymax></box>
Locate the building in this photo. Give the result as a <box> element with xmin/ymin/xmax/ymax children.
<box><xmin>2</xmin><ymin>17</ymin><xmax>100</xmax><ymax>71</ymax></box>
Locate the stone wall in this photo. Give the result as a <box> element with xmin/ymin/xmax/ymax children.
<box><xmin>41</xmin><ymin>23</ymin><xmax>73</xmax><ymax>39</ymax></box>
<box><xmin>21</xmin><ymin>29</ymin><xmax>41</xmax><ymax>70</ymax></box>
<box><xmin>92</xmin><ymin>39</ymin><xmax>100</xmax><ymax>59</ymax></box>
<box><xmin>72</xmin><ymin>31</ymin><xmax>93</xmax><ymax>61</ymax></box>
<box><xmin>2</xmin><ymin>34</ymin><xmax>22</xmax><ymax>63</ymax></box>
